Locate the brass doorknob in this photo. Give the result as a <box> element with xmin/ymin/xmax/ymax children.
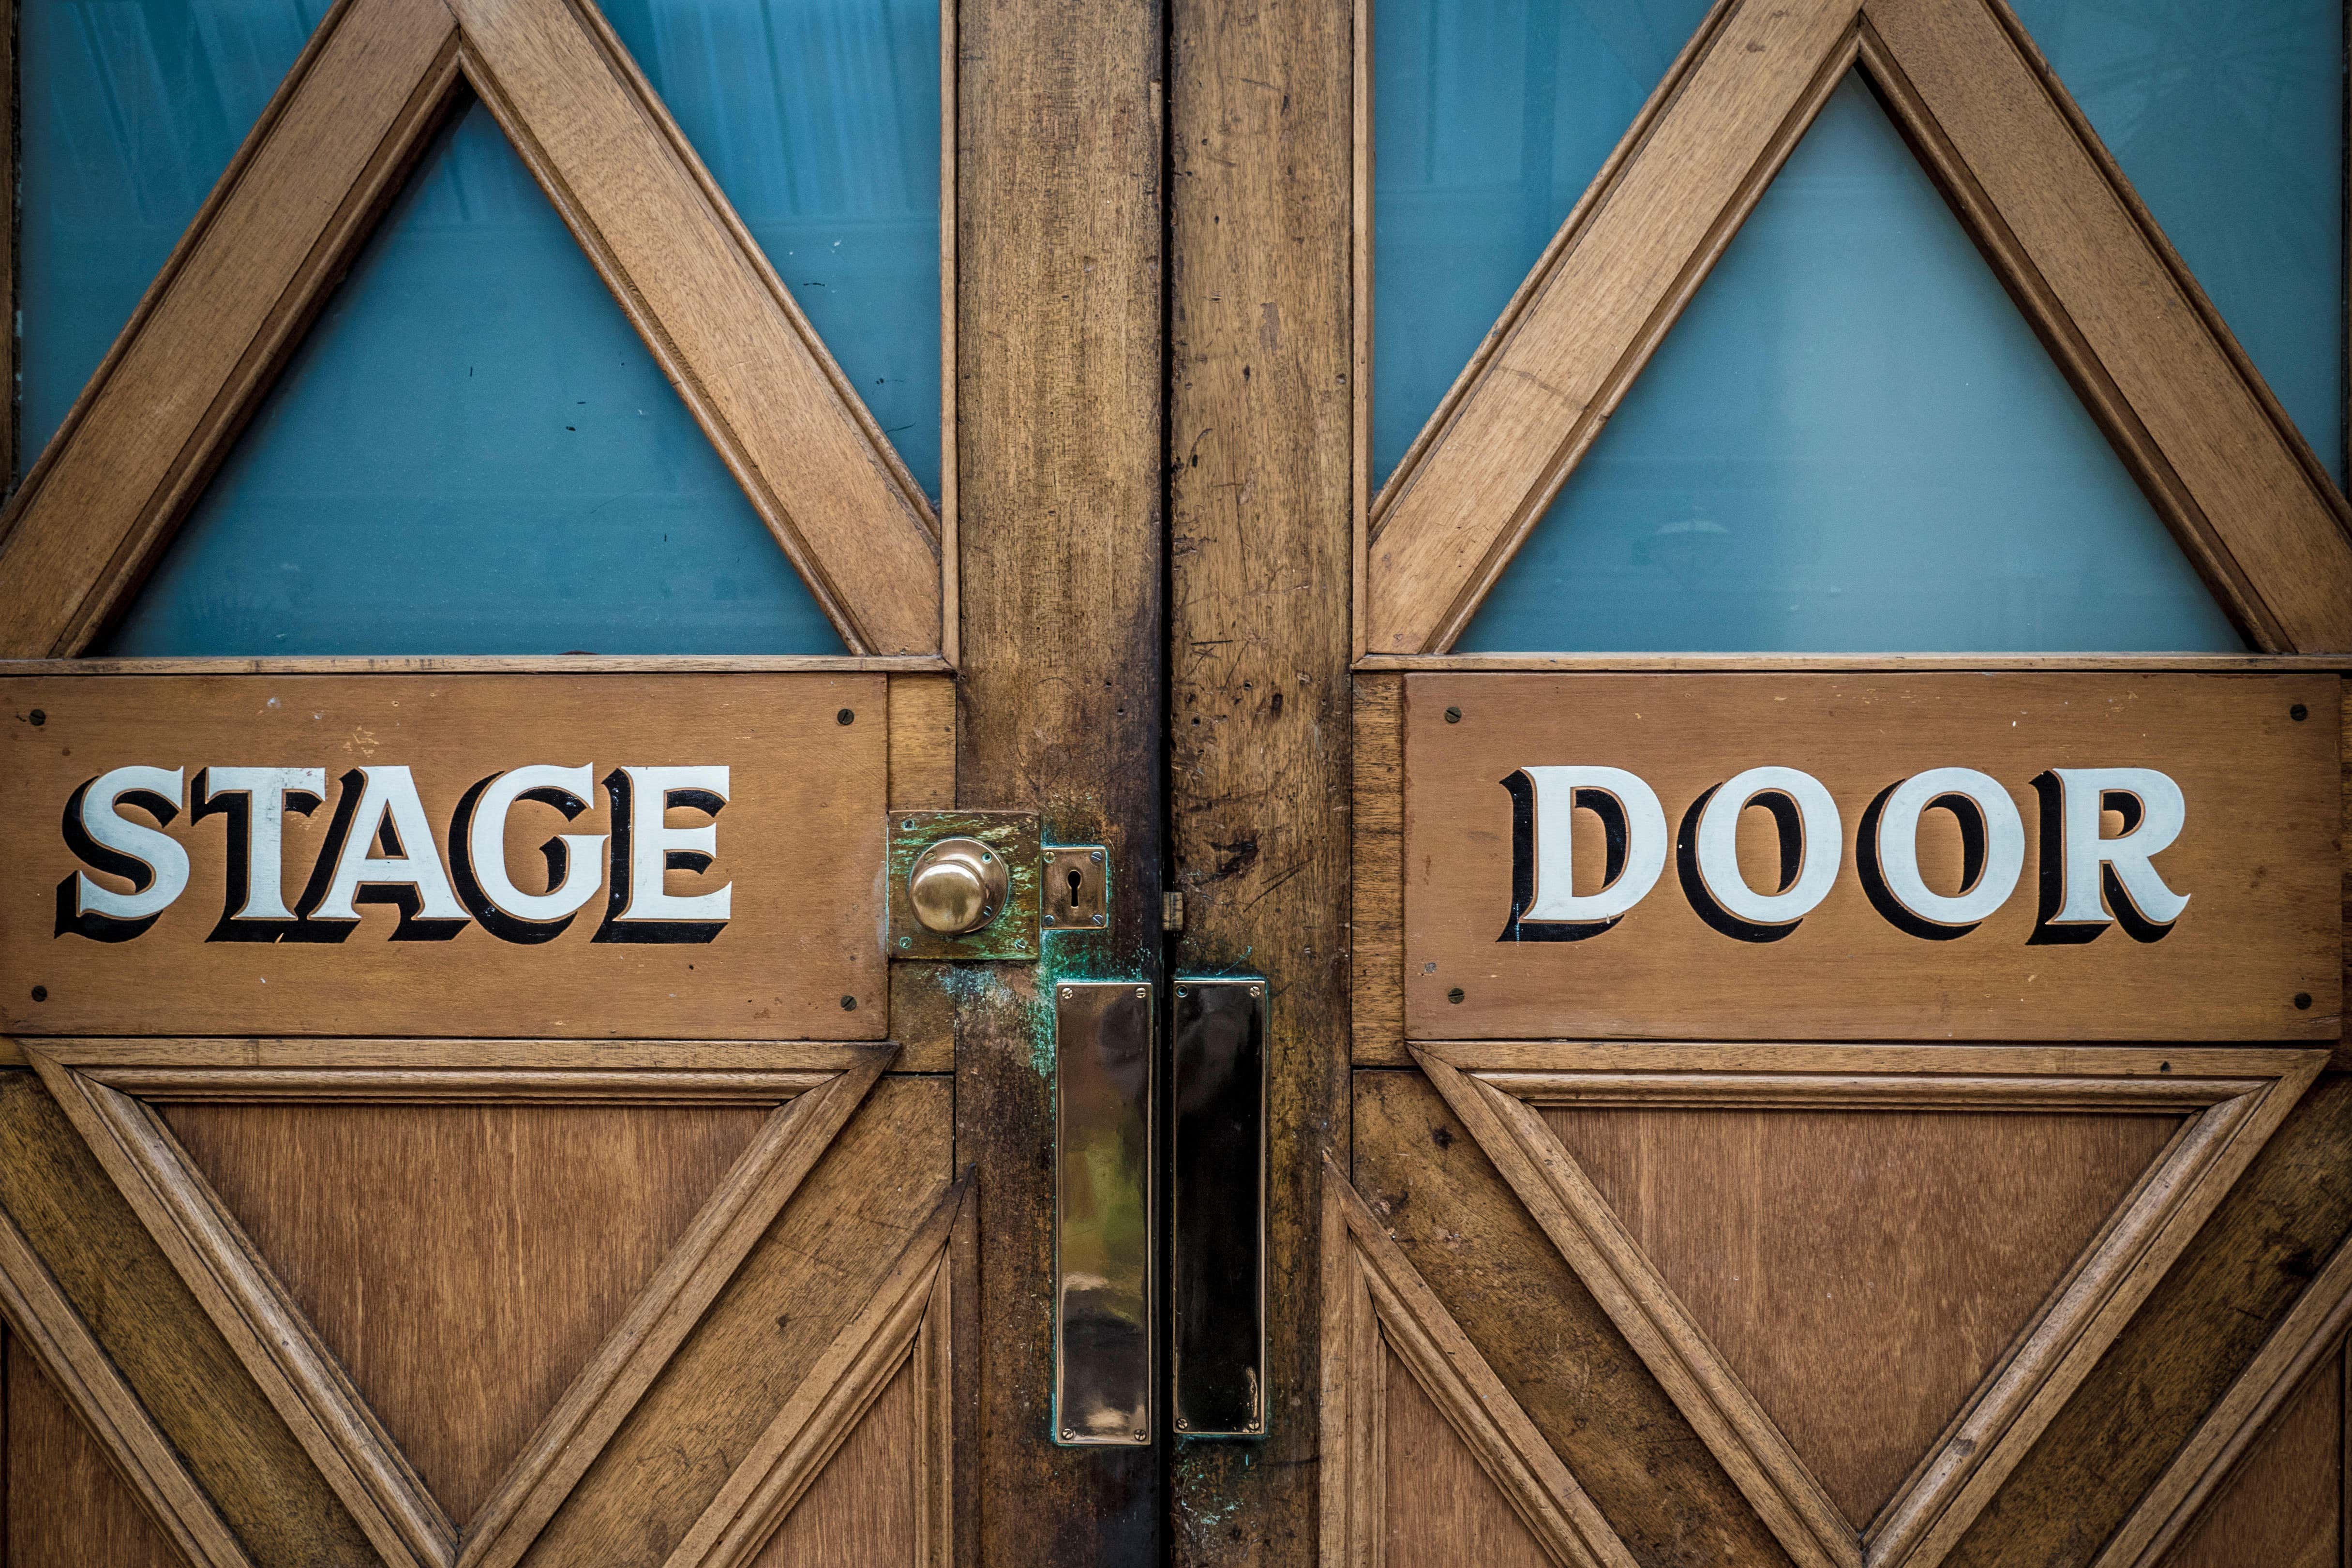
<box><xmin>908</xmin><ymin>836</ymin><xmax>1009</xmax><ymax>935</ymax></box>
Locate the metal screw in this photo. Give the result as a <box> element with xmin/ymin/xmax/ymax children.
<box><xmin>836</xmin><ymin>708</ymin><xmax>855</xmax><ymax>725</ymax></box>
<box><xmin>1249</xmin><ymin>984</ymin><xmax>1262</xmax><ymax>996</ymax></box>
<box><xmin>1177</xmin><ymin>987</ymin><xmax>1188</xmax><ymax>997</ymax></box>
<box><xmin>2296</xmin><ymin>992</ymin><xmax>2314</xmax><ymax>1010</ymax></box>
<box><xmin>840</xmin><ymin>995</ymin><xmax>857</xmax><ymax>1011</ymax></box>
<box><xmin>1176</xmin><ymin>1417</ymin><xmax>1189</xmax><ymax>1431</ymax></box>
<box><xmin>1444</xmin><ymin>705</ymin><xmax>1463</xmax><ymax>724</ymax></box>
<box><xmin>902</xmin><ymin>818</ymin><xmax>917</xmax><ymax>830</ymax></box>
<box><xmin>2292</xmin><ymin>703</ymin><xmax>2310</xmax><ymax>721</ymax></box>
<box><xmin>1133</xmin><ymin>1429</ymin><xmax>1147</xmax><ymax>1442</ymax></box>
<box><xmin>28</xmin><ymin>709</ymin><xmax>44</xmax><ymax>727</ymax></box>
<box><xmin>980</xmin><ymin>850</ymin><xmax>992</xmax><ymax>862</ymax></box>
<box><xmin>1061</xmin><ymin>985</ymin><xmax>1075</xmax><ymax>998</ymax></box>
<box><xmin>29</xmin><ymin>986</ymin><xmax>45</xmax><ymax>1002</ymax></box>
<box><xmin>1062</xmin><ymin>1427</ymin><xmax>1077</xmax><ymax>1440</ymax></box>
<box><xmin>1136</xmin><ymin>986</ymin><xmax>1149</xmax><ymax>998</ymax></box>
<box><xmin>1091</xmin><ymin>850</ymin><xmax>1104</xmax><ymax>862</ymax></box>
<box><xmin>899</xmin><ymin>936</ymin><xmax>912</xmax><ymax>949</ymax></box>
<box><xmin>1093</xmin><ymin>913</ymin><xmax>1106</xmax><ymax>925</ymax></box>
<box><xmin>1447</xmin><ymin>986</ymin><xmax>1466</xmax><ymax>1004</ymax></box>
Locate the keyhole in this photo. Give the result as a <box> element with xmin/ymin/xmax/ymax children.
<box><xmin>1066</xmin><ymin>867</ymin><xmax>1085</xmax><ymax>911</ymax></box>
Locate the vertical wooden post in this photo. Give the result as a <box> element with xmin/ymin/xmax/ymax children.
<box><xmin>955</xmin><ymin>0</ymin><xmax>1165</xmax><ymax>1553</ymax></box>
<box><xmin>1168</xmin><ymin>0</ymin><xmax>1354</xmax><ymax>1557</ymax></box>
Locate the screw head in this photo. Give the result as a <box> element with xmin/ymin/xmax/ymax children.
<box><xmin>1175</xmin><ymin>1417</ymin><xmax>1189</xmax><ymax>1431</ymax></box>
<box><xmin>1062</xmin><ymin>1427</ymin><xmax>1077</xmax><ymax>1440</ymax></box>
<box><xmin>30</xmin><ymin>986</ymin><xmax>46</xmax><ymax>1002</ymax></box>
<box><xmin>899</xmin><ymin>936</ymin><xmax>912</xmax><ymax>949</ymax></box>
<box><xmin>836</xmin><ymin>707</ymin><xmax>855</xmax><ymax>725</ymax></box>
<box><xmin>28</xmin><ymin>709</ymin><xmax>44</xmax><ymax>727</ymax></box>
<box><xmin>1093</xmin><ymin>913</ymin><xmax>1106</xmax><ymax>925</ymax></box>
<box><xmin>839</xmin><ymin>995</ymin><xmax>857</xmax><ymax>1011</ymax></box>
<box><xmin>1133</xmin><ymin>1429</ymin><xmax>1147</xmax><ymax>1442</ymax></box>
<box><xmin>2295</xmin><ymin>992</ymin><xmax>2314</xmax><ymax>1010</ymax></box>
<box><xmin>1177</xmin><ymin>987</ymin><xmax>1188</xmax><ymax>997</ymax></box>
<box><xmin>2292</xmin><ymin>703</ymin><xmax>2310</xmax><ymax>721</ymax></box>
<box><xmin>1091</xmin><ymin>850</ymin><xmax>1104</xmax><ymax>862</ymax></box>
<box><xmin>1061</xmin><ymin>985</ymin><xmax>1075</xmax><ymax>998</ymax></box>
<box><xmin>1249</xmin><ymin>984</ymin><xmax>1262</xmax><ymax>997</ymax></box>
<box><xmin>1447</xmin><ymin>986</ymin><xmax>1466</xmax><ymax>1004</ymax></box>
<box><xmin>902</xmin><ymin>818</ymin><xmax>916</xmax><ymax>829</ymax></box>
<box><xmin>1136</xmin><ymin>986</ymin><xmax>1149</xmax><ymax>998</ymax></box>
<box><xmin>1444</xmin><ymin>705</ymin><xmax>1463</xmax><ymax>724</ymax></box>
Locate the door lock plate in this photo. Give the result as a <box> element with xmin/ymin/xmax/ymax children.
<box><xmin>888</xmin><ymin>811</ymin><xmax>1040</xmax><ymax>960</ymax></box>
<box><xmin>1042</xmin><ymin>844</ymin><xmax>1110</xmax><ymax>931</ymax></box>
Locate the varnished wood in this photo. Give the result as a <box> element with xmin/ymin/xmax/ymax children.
<box><xmin>0</xmin><ymin>1071</ymin><xmax>379</xmax><ymax>1566</ymax></box>
<box><xmin>0</xmin><ymin>657</ymin><xmax>949</xmax><ymax>676</ymax></box>
<box><xmin>1363</xmin><ymin>0</ymin><xmax>1863</xmax><ymax>654</ymax></box>
<box><xmin>162</xmin><ymin>1100</ymin><xmax>771</xmax><ymax>1529</ymax></box>
<box><xmin>515</xmin><ymin>1074</ymin><xmax>951</xmax><ymax>1564</ymax></box>
<box><xmin>1415</xmin><ymin>1045</ymin><xmax>2327</xmax><ymax>1568</ymax></box>
<box><xmin>2</xmin><ymin>673</ymin><xmax>887</xmax><ymax>1041</ymax></box>
<box><xmin>1350</xmin><ymin>1070</ymin><xmax>1797</xmax><ymax>1563</ymax></box>
<box><xmin>954</xmin><ymin>0</ymin><xmax>1165</xmax><ymax>1538</ymax></box>
<box><xmin>661</xmin><ymin>1178</ymin><xmax>965</xmax><ymax>1568</ymax></box>
<box><xmin>1358</xmin><ymin>0</ymin><xmax>2352</xmax><ymax>654</ymax></box>
<box><xmin>5</xmin><ymin>1339</ymin><xmax>187</xmax><ymax>1568</ymax></box>
<box><xmin>461</xmin><ymin>1048</ymin><xmax>894</xmax><ymax>1568</ymax></box>
<box><xmin>0</xmin><ymin>1207</ymin><xmax>250</xmax><ymax>1567</ymax></box>
<box><xmin>755</xmin><ymin>1365</ymin><xmax>919</xmax><ymax>1568</ymax></box>
<box><xmin>0</xmin><ymin>0</ymin><xmax>460</xmax><ymax>657</ymax></box>
<box><xmin>1167</xmin><ymin>0</ymin><xmax>1355</xmax><ymax>1543</ymax></box>
<box><xmin>887</xmin><ymin>675</ymin><xmax>957</xmax><ymax>813</ymax></box>
<box><xmin>2093</xmin><ymin>1232</ymin><xmax>2352</xmax><ymax>1567</ymax></box>
<box><xmin>1861</xmin><ymin>0</ymin><xmax>2352</xmax><ymax>653</ymax></box>
<box><xmin>1322</xmin><ymin>1157</ymin><xmax>1636</xmax><ymax>1568</ymax></box>
<box><xmin>2159</xmin><ymin>1349</ymin><xmax>2342</xmax><ymax>1568</ymax></box>
<box><xmin>1352</xmin><ymin>672</ymin><xmax>1405</xmax><ymax>1064</ymax></box>
<box><xmin>1361</xmin><ymin>654</ymin><xmax>2352</xmax><ymax>673</ymax></box>
<box><xmin>0</xmin><ymin>0</ymin><xmax>946</xmax><ymax>658</ymax></box>
<box><xmin>1406</xmin><ymin>673</ymin><xmax>2342</xmax><ymax>1042</ymax></box>
<box><xmin>453</xmin><ymin>0</ymin><xmax>940</xmax><ymax>655</ymax></box>
<box><xmin>33</xmin><ymin>1040</ymin><xmax>875</xmax><ymax>1074</ymax></box>
<box><xmin>1381</xmin><ymin>1352</ymin><xmax>1552</xmax><ymax>1568</ymax></box>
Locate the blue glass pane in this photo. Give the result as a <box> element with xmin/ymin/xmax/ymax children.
<box><xmin>1460</xmin><ymin>76</ymin><xmax>2245</xmax><ymax>653</ymax></box>
<box><xmin>604</xmin><ymin>0</ymin><xmax>942</xmax><ymax>498</ymax></box>
<box><xmin>99</xmin><ymin>96</ymin><xmax>843</xmax><ymax>656</ymax></box>
<box><xmin>2014</xmin><ymin>0</ymin><xmax>2343</xmax><ymax>483</ymax></box>
<box><xmin>21</xmin><ymin>0</ymin><xmax>328</xmax><ymax>464</ymax></box>
<box><xmin>1372</xmin><ymin>0</ymin><xmax>1715</xmax><ymax>484</ymax></box>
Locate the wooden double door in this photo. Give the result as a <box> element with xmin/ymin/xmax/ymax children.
<box><xmin>3</xmin><ymin>0</ymin><xmax>2352</xmax><ymax>1565</ymax></box>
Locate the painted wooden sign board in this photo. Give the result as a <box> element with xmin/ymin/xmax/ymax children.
<box><xmin>1403</xmin><ymin>673</ymin><xmax>2342</xmax><ymax>1041</ymax></box>
<box><xmin>1</xmin><ymin>673</ymin><xmax>886</xmax><ymax>1038</ymax></box>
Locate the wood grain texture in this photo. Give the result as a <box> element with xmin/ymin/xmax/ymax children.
<box><xmin>0</xmin><ymin>0</ymin><xmax>460</xmax><ymax>657</ymax></box>
<box><xmin>887</xmin><ymin>675</ymin><xmax>957</xmax><ymax>813</ymax></box>
<box><xmin>662</xmin><ymin>1180</ymin><xmax>963</xmax><ymax>1568</ymax></box>
<box><xmin>955</xmin><ymin>0</ymin><xmax>1164</xmax><ymax>1538</ymax></box>
<box><xmin>1363</xmin><ymin>0</ymin><xmax>1862</xmax><ymax>654</ymax></box>
<box><xmin>2</xmin><ymin>672</ymin><xmax>886</xmax><ymax>1040</ymax></box>
<box><xmin>1860</xmin><ymin>0</ymin><xmax>2352</xmax><ymax>653</ymax></box>
<box><xmin>1406</xmin><ymin>673</ymin><xmax>2342</xmax><ymax>1042</ymax></box>
<box><xmin>1352</xmin><ymin>672</ymin><xmax>1405</xmax><ymax>1064</ymax></box>
<box><xmin>37</xmin><ymin>1040</ymin><xmax>874</xmax><ymax>1075</ymax></box>
<box><xmin>1324</xmin><ymin>1158</ymin><xmax>1636</xmax><ymax>1568</ymax></box>
<box><xmin>1541</xmin><ymin>1105</ymin><xmax>2179</xmax><ymax>1531</ymax></box>
<box><xmin>1382</xmin><ymin>1352</ymin><xmax>1551</xmax><ymax>1568</ymax></box>
<box><xmin>159</xmin><ymin>1102</ymin><xmax>766</xmax><ymax>1529</ymax></box>
<box><xmin>0</xmin><ymin>1071</ymin><xmax>377</xmax><ymax>1566</ymax></box>
<box><xmin>2092</xmin><ymin>1231</ymin><xmax>2352</xmax><ymax>1568</ymax></box>
<box><xmin>1416</xmin><ymin>1046</ymin><xmax>2326</xmax><ymax>1568</ymax></box>
<box><xmin>754</xmin><ymin>1364</ymin><xmax>918</xmax><ymax>1568</ymax></box>
<box><xmin>1360</xmin><ymin>655</ymin><xmax>2352</xmax><ymax>673</ymax></box>
<box><xmin>1944</xmin><ymin>1073</ymin><xmax>2352</xmax><ymax>1567</ymax></box>
<box><xmin>2159</xmin><ymin>1347</ymin><xmax>2342</xmax><ymax>1568</ymax></box>
<box><xmin>1351</xmin><ymin>1069</ymin><xmax>1798</xmax><ymax>1566</ymax></box>
<box><xmin>1167</xmin><ymin>0</ymin><xmax>1354</xmax><ymax>1544</ymax></box>
<box><xmin>517</xmin><ymin>1074</ymin><xmax>951</xmax><ymax>1565</ymax></box>
<box><xmin>5</xmin><ymin>1338</ymin><xmax>187</xmax><ymax>1568</ymax></box>
<box><xmin>0</xmin><ymin>657</ymin><xmax>949</xmax><ymax>677</ymax></box>
<box><xmin>0</xmin><ymin>1207</ymin><xmax>250</xmax><ymax>1567</ymax></box>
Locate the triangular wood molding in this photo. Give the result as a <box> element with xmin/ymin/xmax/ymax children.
<box><xmin>2089</xmin><ymin>1227</ymin><xmax>2352</xmax><ymax>1568</ymax></box>
<box><xmin>1362</xmin><ymin>0</ymin><xmax>2352</xmax><ymax>655</ymax></box>
<box><xmin>23</xmin><ymin>1037</ymin><xmax>896</xmax><ymax>1568</ymax></box>
<box><xmin>1320</xmin><ymin>1154</ymin><xmax>1637</xmax><ymax>1568</ymax></box>
<box><xmin>662</xmin><ymin>1173</ymin><xmax>968</xmax><ymax>1568</ymax></box>
<box><xmin>0</xmin><ymin>0</ymin><xmax>944</xmax><ymax>659</ymax></box>
<box><xmin>1412</xmin><ymin>1043</ymin><xmax>2328</xmax><ymax>1568</ymax></box>
<box><xmin>0</xmin><ymin>1202</ymin><xmax>255</xmax><ymax>1568</ymax></box>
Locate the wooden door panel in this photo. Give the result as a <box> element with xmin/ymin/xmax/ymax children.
<box><xmin>1380</xmin><ymin>1349</ymin><xmax>1558</xmax><ymax>1568</ymax></box>
<box><xmin>6</xmin><ymin>1335</ymin><xmax>190</xmax><ymax>1568</ymax></box>
<box><xmin>2158</xmin><ymin>1347</ymin><xmax>2341</xmax><ymax>1568</ymax></box>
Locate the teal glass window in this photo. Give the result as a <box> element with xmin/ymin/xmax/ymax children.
<box><xmin>22</xmin><ymin>0</ymin><xmax>941</xmax><ymax>655</ymax></box>
<box><xmin>1376</xmin><ymin>0</ymin><xmax>2342</xmax><ymax>652</ymax></box>
<box><xmin>1456</xmin><ymin>75</ymin><xmax>2245</xmax><ymax>653</ymax></box>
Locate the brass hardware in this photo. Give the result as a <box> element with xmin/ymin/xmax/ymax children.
<box><xmin>908</xmin><ymin>836</ymin><xmax>1009</xmax><ymax>934</ymax></box>
<box><xmin>887</xmin><ymin>811</ymin><xmax>1040</xmax><ymax>960</ymax></box>
<box><xmin>1053</xmin><ymin>979</ymin><xmax>1154</xmax><ymax>1447</ymax></box>
<box><xmin>1042</xmin><ymin>844</ymin><xmax>1110</xmax><ymax>930</ymax></box>
<box><xmin>1172</xmin><ymin>976</ymin><xmax>1267</xmax><ymax>1440</ymax></box>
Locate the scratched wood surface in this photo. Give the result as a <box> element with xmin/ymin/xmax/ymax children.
<box><xmin>1405</xmin><ymin>672</ymin><xmax>2342</xmax><ymax>1041</ymax></box>
<box><xmin>0</xmin><ymin>673</ymin><xmax>886</xmax><ymax>1039</ymax></box>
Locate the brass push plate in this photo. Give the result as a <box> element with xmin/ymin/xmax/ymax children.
<box><xmin>1042</xmin><ymin>843</ymin><xmax>1109</xmax><ymax>930</ymax></box>
<box><xmin>888</xmin><ymin>810</ymin><xmax>1040</xmax><ymax>960</ymax></box>
<box><xmin>1054</xmin><ymin>979</ymin><xmax>1155</xmax><ymax>1446</ymax></box>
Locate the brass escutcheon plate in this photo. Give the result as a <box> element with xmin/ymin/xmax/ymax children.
<box><xmin>887</xmin><ymin>810</ymin><xmax>1041</xmax><ymax>960</ymax></box>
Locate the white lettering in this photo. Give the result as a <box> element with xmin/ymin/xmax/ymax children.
<box><xmin>1874</xmin><ymin>767</ymin><xmax>2024</xmax><ymax>927</ymax></box>
<box><xmin>308</xmin><ymin>766</ymin><xmax>468</xmax><ymax>924</ymax></box>
<box><xmin>1693</xmin><ymin>766</ymin><xmax>1842</xmax><ymax>926</ymax></box>
<box><xmin>1515</xmin><ymin>765</ymin><xmax>1668</xmax><ymax>924</ymax></box>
